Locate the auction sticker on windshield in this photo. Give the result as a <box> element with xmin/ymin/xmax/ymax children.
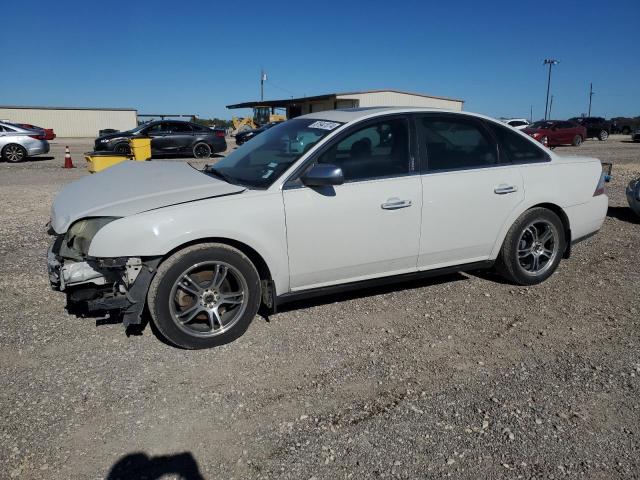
<box><xmin>308</xmin><ymin>121</ymin><xmax>341</xmax><ymax>131</ymax></box>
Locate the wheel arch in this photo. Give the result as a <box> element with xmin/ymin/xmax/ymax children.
<box><xmin>492</xmin><ymin>202</ymin><xmax>571</xmax><ymax>260</ymax></box>
<box><xmin>160</xmin><ymin>237</ymin><xmax>273</xmax><ymax>284</ymax></box>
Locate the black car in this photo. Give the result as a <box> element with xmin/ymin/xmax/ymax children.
<box><xmin>568</xmin><ymin>117</ymin><xmax>611</xmax><ymax>141</ymax></box>
<box><xmin>235</xmin><ymin>121</ymin><xmax>281</xmax><ymax>146</ymax></box>
<box><xmin>94</xmin><ymin>121</ymin><xmax>227</xmax><ymax>159</ymax></box>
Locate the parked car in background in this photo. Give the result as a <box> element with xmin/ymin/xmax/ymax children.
<box><xmin>523</xmin><ymin>120</ymin><xmax>587</xmax><ymax>147</ymax></box>
<box><xmin>631</xmin><ymin>128</ymin><xmax>640</xmax><ymax>142</ymax></box>
<box><xmin>235</xmin><ymin>121</ymin><xmax>282</xmax><ymax>145</ymax></box>
<box><xmin>0</xmin><ymin>121</ymin><xmax>50</xmax><ymax>162</ymax></box>
<box><xmin>17</xmin><ymin>123</ymin><xmax>56</xmax><ymax>140</ymax></box>
<box><xmin>503</xmin><ymin>118</ymin><xmax>530</xmax><ymax>130</ymax></box>
<box><xmin>627</xmin><ymin>177</ymin><xmax>640</xmax><ymax>217</ymax></box>
<box><xmin>98</xmin><ymin>128</ymin><xmax>119</xmax><ymax>137</ymax></box>
<box><xmin>48</xmin><ymin>107</ymin><xmax>609</xmax><ymax>349</ymax></box>
<box><xmin>568</xmin><ymin>117</ymin><xmax>611</xmax><ymax>141</ymax></box>
<box><xmin>610</xmin><ymin>117</ymin><xmax>640</xmax><ymax>135</ymax></box>
<box><xmin>94</xmin><ymin>120</ymin><xmax>226</xmax><ymax>159</ymax></box>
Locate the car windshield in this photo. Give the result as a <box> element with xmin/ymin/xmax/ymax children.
<box><xmin>205</xmin><ymin>118</ymin><xmax>343</xmax><ymax>188</ymax></box>
<box><xmin>529</xmin><ymin>121</ymin><xmax>556</xmax><ymax>129</ymax></box>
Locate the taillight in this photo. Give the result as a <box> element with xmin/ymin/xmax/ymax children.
<box><xmin>594</xmin><ymin>171</ymin><xmax>606</xmax><ymax>196</ymax></box>
<box><xmin>215</xmin><ymin>131</ymin><xmax>225</xmax><ymax>138</ymax></box>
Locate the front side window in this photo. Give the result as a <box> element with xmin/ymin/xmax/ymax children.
<box><xmin>206</xmin><ymin>118</ymin><xmax>342</xmax><ymax>189</ymax></box>
<box><xmin>316</xmin><ymin>118</ymin><xmax>410</xmax><ymax>182</ymax></box>
<box><xmin>419</xmin><ymin>116</ymin><xmax>497</xmax><ymax>172</ymax></box>
<box><xmin>486</xmin><ymin>121</ymin><xmax>549</xmax><ymax>164</ymax></box>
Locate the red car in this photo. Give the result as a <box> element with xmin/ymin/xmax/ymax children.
<box><xmin>18</xmin><ymin>124</ymin><xmax>56</xmax><ymax>141</ymax></box>
<box><xmin>523</xmin><ymin>120</ymin><xmax>586</xmax><ymax>148</ymax></box>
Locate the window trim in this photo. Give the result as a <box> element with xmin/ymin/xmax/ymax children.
<box><xmin>414</xmin><ymin>113</ymin><xmax>501</xmax><ymax>174</ymax></box>
<box><xmin>283</xmin><ymin>113</ymin><xmax>417</xmax><ymax>189</ymax></box>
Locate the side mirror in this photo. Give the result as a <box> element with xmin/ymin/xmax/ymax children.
<box><xmin>301</xmin><ymin>164</ymin><xmax>344</xmax><ymax>187</ymax></box>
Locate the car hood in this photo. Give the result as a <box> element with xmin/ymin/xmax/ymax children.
<box><xmin>50</xmin><ymin>161</ymin><xmax>246</xmax><ymax>233</ymax></box>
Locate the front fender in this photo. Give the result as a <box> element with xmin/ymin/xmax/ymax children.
<box><xmin>88</xmin><ymin>191</ymin><xmax>290</xmax><ymax>293</ymax></box>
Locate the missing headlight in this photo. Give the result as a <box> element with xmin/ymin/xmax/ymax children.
<box><xmin>59</xmin><ymin>217</ymin><xmax>119</xmax><ymax>260</ymax></box>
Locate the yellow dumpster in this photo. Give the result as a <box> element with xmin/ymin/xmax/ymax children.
<box><xmin>129</xmin><ymin>137</ymin><xmax>152</xmax><ymax>161</ymax></box>
<box><xmin>85</xmin><ymin>152</ymin><xmax>131</xmax><ymax>173</ymax></box>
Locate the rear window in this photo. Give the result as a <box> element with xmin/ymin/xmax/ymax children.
<box><xmin>486</xmin><ymin>122</ymin><xmax>549</xmax><ymax>164</ymax></box>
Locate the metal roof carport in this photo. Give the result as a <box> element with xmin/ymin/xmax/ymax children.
<box><xmin>226</xmin><ymin>89</ymin><xmax>464</xmax><ymax>119</ymax></box>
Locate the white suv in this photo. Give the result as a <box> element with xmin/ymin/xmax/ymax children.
<box><xmin>504</xmin><ymin>118</ymin><xmax>530</xmax><ymax>130</ymax></box>
<box><xmin>48</xmin><ymin>108</ymin><xmax>609</xmax><ymax>349</ymax></box>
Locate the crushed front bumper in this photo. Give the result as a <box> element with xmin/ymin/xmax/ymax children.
<box><xmin>47</xmin><ymin>239</ymin><xmax>161</xmax><ymax>326</ymax></box>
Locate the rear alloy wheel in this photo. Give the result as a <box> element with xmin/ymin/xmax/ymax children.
<box><xmin>496</xmin><ymin>208</ymin><xmax>565</xmax><ymax>286</ymax></box>
<box><xmin>540</xmin><ymin>136</ymin><xmax>549</xmax><ymax>148</ymax></box>
<box><xmin>114</xmin><ymin>143</ymin><xmax>131</xmax><ymax>154</ymax></box>
<box><xmin>2</xmin><ymin>144</ymin><xmax>27</xmax><ymax>163</ymax></box>
<box><xmin>193</xmin><ymin>142</ymin><xmax>211</xmax><ymax>159</ymax></box>
<box><xmin>598</xmin><ymin>129</ymin><xmax>609</xmax><ymax>141</ymax></box>
<box><xmin>147</xmin><ymin>243</ymin><xmax>261</xmax><ymax>349</ymax></box>
<box><xmin>572</xmin><ymin>135</ymin><xmax>583</xmax><ymax>146</ymax></box>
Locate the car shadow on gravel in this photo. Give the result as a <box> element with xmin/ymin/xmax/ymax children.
<box><xmin>607</xmin><ymin>206</ymin><xmax>640</xmax><ymax>224</ymax></box>
<box><xmin>273</xmin><ymin>272</ymin><xmax>467</xmax><ymax>314</ymax></box>
<box><xmin>106</xmin><ymin>451</ymin><xmax>203</xmax><ymax>479</ymax></box>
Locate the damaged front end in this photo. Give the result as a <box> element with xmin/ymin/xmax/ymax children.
<box><xmin>47</xmin><ymin>217</ymin><xmax>160</xmax><ymax>326</ymax></box>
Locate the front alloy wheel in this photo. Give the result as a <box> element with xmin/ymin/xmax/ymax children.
<box><xmin>598</xmin><ymin>130</ymin><xmax>609</xmax><ymax>141</ymax></box>
<box><xmin>2</xmin><ymin>144</ymin><xmax>27</xmax><ymax>162</ymax></box>
<box><xmin>148</xmin><ymin>243</ymin><xmax>261</xmax><ymax>349</ymax></box>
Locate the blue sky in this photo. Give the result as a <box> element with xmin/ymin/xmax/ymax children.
<box><xmin>1</xmin><ymin>0</ymin><xmax>638</xmax><ymax>120</ymax></box>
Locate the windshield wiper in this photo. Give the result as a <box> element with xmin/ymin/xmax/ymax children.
<box><xmin>206</xmin><ymin>167</ymin><xmax>240</xmax><ymax>186</ymax></box>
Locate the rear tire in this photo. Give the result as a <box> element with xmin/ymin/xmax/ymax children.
<box><xmin>495</xmin><ymin>208</ymin><xmax>565</xmax><ymax>286</ymax></box>
<box><xmin>193</xmin><ymin>142</ymin><xmax>211</xmax><ymax>159</ymax></box>
<box><xmin>598</xmin><ymin>129</ymin><xmax>609</xmax><ymax>141</ymax></box>
<box><xmin>572</xmin><ymin>135</ymin><xmax>583</xmax><ymax>146</ymax></box>
<box><xmin>147</xmin><ymin>243</ymin><xmax>261</xmax><ymax>349</ymax></box>
<box><xmin>2</xmin><ymin>144</ymin><xmax>27</xmax><ymax>163</ymax></box>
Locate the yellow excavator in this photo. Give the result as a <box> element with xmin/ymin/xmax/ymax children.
<box><xmin>232</xmin><ymin>106</ymin><xmax>286</xmax><ymax>134</ymax></box>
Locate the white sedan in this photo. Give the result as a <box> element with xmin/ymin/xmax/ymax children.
<box><xmin>48</xmin><ymin>108</ymin><xmax>609</xmax><ymax>349</ymax></box>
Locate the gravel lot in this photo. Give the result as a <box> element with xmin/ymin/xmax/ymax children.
<box><xmin>1</xmin><ymin>135</ymin><xmax>639</xmax><ymax>479</ymax></box>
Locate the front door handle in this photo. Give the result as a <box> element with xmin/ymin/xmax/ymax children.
<box><xmin>381</xmin><ymin>198</ymin><xmax>412</xmax><ymax>210</ymax></box>
<box><xmin>494</xmin><ymin>184</ymin><xmax>518</xmax><ymax>195</ymax></box>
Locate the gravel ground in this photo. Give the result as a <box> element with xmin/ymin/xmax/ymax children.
<box><xmin>1</xmin><ymin>135</ymin><xmax>639</xmax><ymax>479</ymax></box>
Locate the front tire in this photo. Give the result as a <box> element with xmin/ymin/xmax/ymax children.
<box><xmin>496</xmin><ymin>208</ymin><xmax>565</xmax><ymax>286</ymax></box>
<box><xmin>598</xmin><ymin>129</ymin><xmax>609</xmax><ymax>141</ymax></box>
<box><xmin>2</xmin><ymin>144</ymin><xmax>27</xmax><ymax>162</ymax></box>
<box><xmin>572</xmin><ymin>135</ymin><xmax>583</xmax><ymax>146</ymax></box>
<box><xmin>193</xmin><ymin>142</ymin><xmax>211</xmax><ymax>159</ymax></box>
<box><xmin>148</xmin><ymin>243</ymin><xmax>261</xmax><ymax>349</ymax></box>
<box><xmin>114</xmin><ymin>142</ymin><xmax>131</xmax><ymax>154</ymax></box>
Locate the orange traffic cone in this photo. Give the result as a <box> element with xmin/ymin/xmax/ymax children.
<box><xmin>63</xmin><ymin>146</ymin><xmax>75</xmax><ymax>168</ymax></box>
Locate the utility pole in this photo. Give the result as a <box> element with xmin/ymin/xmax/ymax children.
<box><xmin>549</xmin><ymin>95</ymin><xmax>554</xmax><ymax>119</ymax></box>
<box><xmin>530</xmin><ymin>105</ymin><xmax>533</xmax><ymax>123</ymax></box>
<box><xmin>543</xmin><ymin>59</ymin><xmax>559</xmax><ymax>120</ymax></box>
<box><xmin>588</xmin><ymin>83</ymin><xmax>594</xmax><ymax>117</ymax></box>
<box><xmin>260</xmin><ymin>69</ymin><xmax>267</xmax><ymax>101</ymax></box>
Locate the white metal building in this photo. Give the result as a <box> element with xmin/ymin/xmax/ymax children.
<box><xmin>227</xmin><ymin>89</ymin><xmax>464</xmax><ymax>118</ymax></box>
<box><xmin>0</xmin><ymin>105</ymin><xmax>138</xmax><ymax>137</ymax></box>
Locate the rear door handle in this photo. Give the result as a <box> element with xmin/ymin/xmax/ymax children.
<box><xmin>381</xmin><ymin>198</ymin><xmax>412</xmax><ymax>210</ymax></box>
<box><xmin>494</xmin><ymin>184</ymin><xmax>518</xmax><ymax>195</ymax></box>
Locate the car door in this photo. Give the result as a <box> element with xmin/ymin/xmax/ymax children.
<box><xmin>282</xmin><ymin>115</ymin><xmax>423</xmax><ymax>291</ymax></box>
<box><xmin>165</xmin><ymin>122</ymin><xmax>195</xmax><ymax>153</ymax></box>
<box><xmin>144</xmin><ymin>122</ymin><xmax>172</xmax><ymax>154</ymax></box>
<box><xmin>416</xmin><ymin>114</ymin><xmax>524</xmax><ymax>269</ymax></box>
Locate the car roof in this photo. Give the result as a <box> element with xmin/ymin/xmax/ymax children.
<box><xmin>296</xmin><ymin>106</ymin><xmax>498</xmax><ymax>124</ymax></box>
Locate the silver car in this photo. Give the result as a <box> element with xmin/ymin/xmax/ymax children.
<box><xmin>0</xmin><ymin>121</ymin><xmax>50</xmax><ymax>162</ymax></box>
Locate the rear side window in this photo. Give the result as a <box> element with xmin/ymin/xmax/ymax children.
<box><xmin>169</xmin><ymin>122</ymin><xmax>193</xmax><ymax>133</ymax></box>
<box><xmin>486</xmin><ymin>122</ymin><xmax>549</xmax><ymax>163</ymax></box>
<box><xmin>418</xmin><ymin>116</ymin><xmax>497</xmax><ymax>172</ymax></box>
